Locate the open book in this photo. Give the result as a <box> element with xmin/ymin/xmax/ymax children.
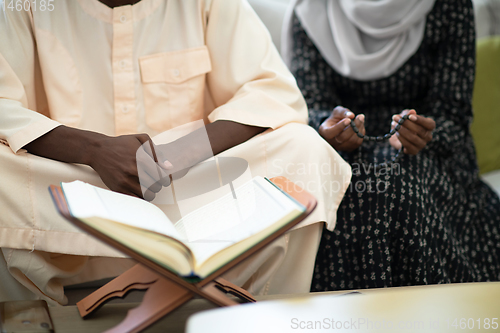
<box><xmin>59</xmin><ymin>177</ymin><xmax>305</xmax><ymax>281</ymax></box>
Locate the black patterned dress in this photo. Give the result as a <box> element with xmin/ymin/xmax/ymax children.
<box><xmin>289</xmin><ymin>0</ymin><xmax>500</xmax><ymax>291</ymax></box>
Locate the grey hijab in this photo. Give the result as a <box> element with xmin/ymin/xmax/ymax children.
<box><xmin>282</xmin><ymin>0</ymin><xmax>436</xmax><ymax>81</ymax></box>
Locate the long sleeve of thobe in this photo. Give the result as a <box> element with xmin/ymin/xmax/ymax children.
<box><xmin>205</xmin><ymin>0</ymin><xmax>308</xmax><ymax>128</ymax></box>
<box><xmin>0</xmin><ymin>9</ymin><xmax>60</xmax><ymax>153</ymax></box>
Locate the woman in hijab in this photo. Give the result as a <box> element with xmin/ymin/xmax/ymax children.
<box><xmin>282</xmin><ymin>0</ymin><xmax>500</xmax><ymax>291</ymax></box>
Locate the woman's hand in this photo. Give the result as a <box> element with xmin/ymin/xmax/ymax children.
<box><xmin>319</xmin><ymin>106</ymin><xmax>366</xmax><ymax>152</ymax></box>
<box><xmin>389</xmin><ymin>109</ymin><xmax>435</xmax><ymax>155</ymax></box>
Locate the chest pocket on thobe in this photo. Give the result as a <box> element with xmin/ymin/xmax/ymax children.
<box><xmin>139</xmin><ymin>46</ymin><xmax>212</xmax><ymax>132</ymax></box>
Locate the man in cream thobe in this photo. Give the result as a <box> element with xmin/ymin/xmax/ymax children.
<box><xmin>0</xmin><ymin>0</ymin><xmax>351</xmax><ymax>305</ymax></box>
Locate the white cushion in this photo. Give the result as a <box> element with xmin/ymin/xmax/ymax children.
<box><xmin>473</xmin><ymin>0</ymin><xmax>500</xmax><ymax>39</ymax></box>
<box><xmin>248</xmin><ymin>0</ymin><xmax>290</xmax><ymax>51</ymax></box>
<box><xmin>481</xmin><ymin>169</ymin><xmax>500</xmax><ymax>197</ymax></box>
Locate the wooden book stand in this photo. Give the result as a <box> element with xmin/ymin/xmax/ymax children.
<box><xmin>49</xmin><ymin>177</ymin><xmax>317</xmax><ymax>333</ymax></box>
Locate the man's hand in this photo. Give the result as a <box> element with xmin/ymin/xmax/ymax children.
<box><xmin>88</xmin><ymin>134</ymin><xmax>173</xmax><ymax>200</ymax></box>
<box><xmin>23</xmin><ymin>121</ymin><xmax>266</xmax><ymax>201</ymax></box>
<box><xmin>23</xmin><ymin>127</ymin><xmax>170</xmax><ymax>200</ymax></box>
<box><xmin>389</xmin><ymin>109</ymin><xmax>435</xmax><ymax>155</ymax></box>
<box><xmin>319</xmin><ymin>106</ymin><xmax>365</xmax><ymax>152</ymax></box>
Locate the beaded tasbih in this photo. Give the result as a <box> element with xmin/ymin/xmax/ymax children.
<box><xmin>349</xmin><ymin>114</ymin><xmax>410</xmax><ymax>169</ymax></box>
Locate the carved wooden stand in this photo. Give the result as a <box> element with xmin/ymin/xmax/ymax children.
<box><xmin>50</xmin><ymin>177</ymin><xmax>316</xmax><ymax>333</ymax></box>
<box><xmin>76</xmin><ymin>264</ymin><xmax>255</xmax><ymax>333</ymax></box>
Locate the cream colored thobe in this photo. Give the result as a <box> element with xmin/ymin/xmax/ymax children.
<box><xmin>0</xmin><ymin>0</ymin><xmax>351</xmax><ymax>305</ymax></box>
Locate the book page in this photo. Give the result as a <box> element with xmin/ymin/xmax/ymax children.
<box><xmin>174</xmin><ymin>177</ymin><xmax>299</xmax><ymax>266</ymax></box>
<box><xmin>61</xmin><ymin>181</ymin><xmax>182</xmax><ymax>240</ymax></box>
